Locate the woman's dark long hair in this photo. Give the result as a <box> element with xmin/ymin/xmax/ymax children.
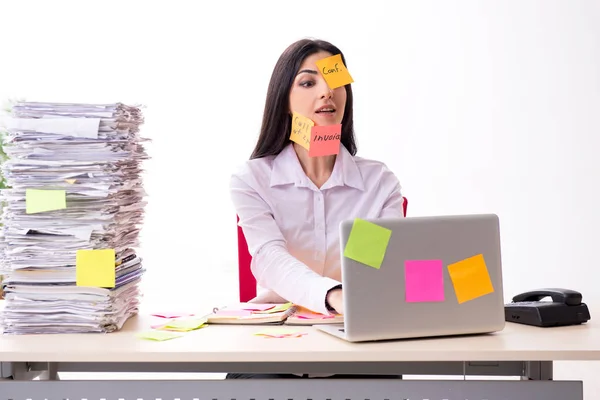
<box><xmin>250</xmin><ymin>38</ymin><xmax>357</xmax><ymax>159</ymax></box>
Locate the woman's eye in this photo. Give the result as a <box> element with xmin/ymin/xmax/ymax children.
<box><xmin>300</xmin><ymin>80</ymin><xmax>315</xmax><ymax>88</ymax></box>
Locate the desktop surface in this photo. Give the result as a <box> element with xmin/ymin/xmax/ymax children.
<box><xmin>0</xmin><ymin>312</ymin><xmax>598</xmax><ymax>363</ymax></box>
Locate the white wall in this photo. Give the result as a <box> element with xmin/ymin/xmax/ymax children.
<box><xmin>1</xmin><ymin>0</ymin><xmax>599</xmax><ymax>395</ymax></box>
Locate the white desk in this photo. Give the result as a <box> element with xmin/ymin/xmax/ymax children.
<box><xmin>1</xmin><ymin>313</ymin><xmax>598</xmax><ymax>400</ymax></box>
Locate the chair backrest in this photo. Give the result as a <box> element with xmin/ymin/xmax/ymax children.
<box><xmin>237</xmin><ymin>197</ymin><xmax>408</xmax><ymax>302</ymax></box>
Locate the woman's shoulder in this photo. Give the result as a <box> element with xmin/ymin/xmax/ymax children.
<box><xmin>231</xmin><ymin>154</ymin><xmax>278</xmax><ymax>184</ymax></box>
<box><xmin>351</xmin><ymin>154</ymin><xmax>400</xmax><ymax>185</ymax></box>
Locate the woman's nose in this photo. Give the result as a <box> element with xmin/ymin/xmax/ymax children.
<box><xmin>320</xmin><ymin>85</ymin><xmax>333</xmax><ymax>99</ymax></box>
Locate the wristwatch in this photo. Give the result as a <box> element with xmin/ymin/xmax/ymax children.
<box><xmin>325</xmin><ymin>284</ymin><xmax>343</xmax><ymax>312</ymax></box>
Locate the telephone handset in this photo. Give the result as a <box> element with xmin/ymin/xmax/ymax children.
<box><xmin>511</xmin><ymin>288</ymin><xmax>582</xmax><ymax>306</ymax></box>
<box><xmin>505</xmin><ymin>288</ymin><xmax>590</xmax><ymax>327</ymax></box>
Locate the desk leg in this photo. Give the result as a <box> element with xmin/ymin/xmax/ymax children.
<box><xmin>523</xmin><ymin>361</ymin><xmax>553</xmax><ymax>380</ymax></box>
<box><xmin>0</xmin><ymin>362</ymin><xmax>56</xmax><ymax>381</ymax></box>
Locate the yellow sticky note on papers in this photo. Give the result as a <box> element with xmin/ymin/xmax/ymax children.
<box><xmin>159</xmin><ymin>317</ymin><xmax>208</xmax><ymax>332</ymax></box>
<box><xmin>76</xmin><ymin>249</ymin><xmax>116</xmax><ymax>288</ymax></box>
<box><xmin>447</xmin><ymin>254</ymin><xmax>494</xmax><ymax>304</ymax></box>
<box><xmin>290</xmin><ymin>112</ymin><xmax>313</xmax><ymax>150</ymax></box>
<box><xmin>26</xmin><ymin>189</ymin><xmax>66</xmax><ymax>214</ymax></box>
<box><xmin>315</xmin><ymin>54</ymin><xmax>354</xmax><ymax>89</ymax></box>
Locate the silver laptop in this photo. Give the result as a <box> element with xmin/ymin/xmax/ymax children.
<box><xmin>317</xmin><ymin>214</ymin><xmax>505</xmax><ymax>342</ymax></box>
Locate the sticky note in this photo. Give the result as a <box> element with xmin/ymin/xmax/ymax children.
<box><xmin>315</xmin><ymin>54</ymin><xmax>354</xmax><ymax>89</ymax></box>
<box><xmin>308</xmin><ymin>124</ymin><xmax>342</xmax><ymax>157</ymax></box>
<box><xmin>290</xmin><ymin>112</ymin><xmax>314</xmax><ymax>150</ymax></box>
<box><xmin>253</xmin><ymin>302</ymin><xmax>293</xmax><ymax>314</ymax></box>
<box><xmin>447</xmin><ymin>254</ymin><xmax>494</xmax><ymax>304</ymax></box>
<box><xmin>65</xmin><ymin>179</ymin><xmax>76</xmax><ymax>184</ymax></box>
<box><xmin>241</xmin><ymin>304</ymin><xmax>275</xmax><ymax>311</ymax></box>
<box><xmin>151</xmin><ymin>312</ymin><xmax>195</xmax><ymax>319</ymax></box>
<box><xmin>404</xmin><ymin>260</ymin><xmax>445</xmax><ymax>302</ymax></box>
<box><xmin>25</xmin><ymin>189</ymin><xmax>66</xmax><ymax>214</ymax></box>
<box><xmin>214</xmin><ymin>310</ymin><xmax>253</xmax><ymax>317</ymax></box>
<box><xmin>76</xmin><ymin>249</ymin><xmax>115</xmax><ymax>288</ymax></box>
<box><xmin>255</xmin><ymin>327</ymin><xmax>307</xmax><ymax>338</ymax></box>
<box><xmin>137</xmin><ymin>330</ymin><xmax>184</xmax><ymax>341</ymax></box>
<box><xmin>159</xmin><ymin>317</ymin><xmax>207</xmax><ymax>332</ymax></box>
<box><xmin>343</xmin><ymin>219</ymin><xmax>392</xmax><ymax>269</ymax></box>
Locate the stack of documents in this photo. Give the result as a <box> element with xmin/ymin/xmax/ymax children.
<box><xmin>0</xmin><ymin>102</ymin><xmax>149</xmax><ymax>334</ymax></box>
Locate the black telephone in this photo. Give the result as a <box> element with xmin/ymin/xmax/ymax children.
<box><xmin>504</xmin><ymin>288</ymin><xmax>591</xmax><ymax>327</ymax></box>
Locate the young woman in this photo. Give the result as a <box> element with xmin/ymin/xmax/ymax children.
<box><xmin>230</xmin><ymin>38</ymin><xmax>404</xmax><ymax>318</ymax></box>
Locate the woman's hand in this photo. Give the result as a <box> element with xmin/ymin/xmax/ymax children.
<box><xmin>326</xmin><ymin>288</ymin><xmax>344</xmax><ymax>315</ymax></box>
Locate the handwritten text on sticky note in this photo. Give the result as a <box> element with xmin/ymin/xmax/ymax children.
<box><xmin>315</xmin><ymin>54</ymin><xmax>354</xmax><ymax>89</ymax></box>
<box><xmin>76</xmin><ymin>249</ymin><xmax>115</xmax><ymax>288</ymax></box>
<box><xmin>309</xmin><ymin>124</ymin><xmax>341</xmax><ymax>157</ymax></box>
<box><xmin>405</xmin><ymin>259</ymin><xmax>445</xmax><ymax>302</ymax></box>
<box><xmin>343</xmin><ymin>219</ymin><xmax>392</xmax><ymax>269</ymax></box>
<box><xmin>290</xmin><ymin>112</ymin><xmax>314</xmax><ymax>150</ymax></box>
<box><xmin>26</xmin><ymin>189</ymin><xmax>66</xmax><ymax>214</ymax></box>
<box><xmin>447</xmin><ymin>254</ymin><xmax>494</xmax><ymax>304</ymax></box>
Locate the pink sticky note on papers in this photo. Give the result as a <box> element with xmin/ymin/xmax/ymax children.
<box><xmin>309</xmin><ymin>124</ymin><xmax>342</xmax><ymax>157</ymax></box>
<box><xmin>151</xmin><ymin>312</ymin><xmax>194</xmax><ymax>319</ymax></box>
<box><xmin>404</xmin><ymin>259</ymin><xmax>445</xmax><ymax>302</ymax></box>
<box><xmin>215</xmin><ymin>310</ymin><xmax>253</xmax><ymax>317</ymax></box>
<box><xmin>241</xmin><ymin>304</ymin><xmax>276</xmax><ymax>311</ymax></box>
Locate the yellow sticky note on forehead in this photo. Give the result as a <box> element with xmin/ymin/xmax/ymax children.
<box><xmin>315</xmin><ymin>54</ymin><xmax>354</xmax><ymax>89</ymax></box>
<box><xmin>290</xmin><ymin>112</ymin><xmax>313</xmax><ymax>150</ymax></box>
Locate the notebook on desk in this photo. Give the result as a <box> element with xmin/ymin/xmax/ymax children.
<box><xmin>206</xmin><ymin>302</ymin><xmax>344</xmax><ymax>325</ymax></box>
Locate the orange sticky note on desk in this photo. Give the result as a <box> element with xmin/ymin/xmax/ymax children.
<box><xmin>76</xmin><ymin>249</ymin><xmax>115</xmax><ymax>288</ymax></box>
<box><xmin>290</xmin><ymin>112</ymin><xmax>313</xmax><ymax>150</ymax></box>
<box><xmin>309</xmin><ymin>124</ymin><xmax>341</xmax><ymax>157</ymax></box>
<box><xmin>447</xmin><ymin>254</ymin><xmax>494</xmax><ymax>304</ymax></box>
<box><xmin>315</xmin><ymin>54</ymin><xmax>354</xmax><ymax>89</ymax></box>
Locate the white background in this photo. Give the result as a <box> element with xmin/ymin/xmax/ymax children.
<box><xmin>1</xmin><ymin>0</ymin><xmax>599</xmax><ymax>395</ymax></box>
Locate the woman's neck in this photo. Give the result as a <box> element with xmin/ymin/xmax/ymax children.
<box><xmin>293</xmin><ymin>143</ymin><xmax>336</xmax><ymax>189</ymax></box>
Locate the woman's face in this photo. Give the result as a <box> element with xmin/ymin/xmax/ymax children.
<box><xmin>289</xmin><ymin>51</ymin><xmax>347</xmax><ymax>126</ymax></box>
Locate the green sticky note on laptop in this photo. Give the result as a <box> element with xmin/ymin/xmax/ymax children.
<box><xmin>343</xmin><ymin>218</ymin><xmax>392</xmax><ymax>269</ymax></box>
<box><xmin>26</xmin><ymin>189</ymin><xmax>66</xmax><ymax>214</ymax></box>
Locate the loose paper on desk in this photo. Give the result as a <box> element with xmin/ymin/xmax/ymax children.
<box><xmin>25</xmin><ymin>189</ymin><xmax>66</xmax><ymax>214</ymax></box>
<box><xmin>447</xmin><ymin>254</ymin><xmax>494</xmax><ymax>304</ymax></box>
<box><xmin>404</xmin><ymin>259</ymin><xmax>445</xmax><ymax>302</ymax></box>
<box><xmin>76</xmin><ymin>249</ymin><xmax>116</xmax><ymax>288</ymax></box>
<box><xmin>315</xmin><ymin>54</ymin><xmax>354</xmax><ymax>89</ymax></box>
<box><xmin>290</xmin><ymin>112</ymin><xmax>313</xmax><ymax>150</ymax></box>
<box><xmin>343</xmin><ymin>218</ymin><xmax>392</xmax><ymax>269</ymax></box>
<box><xmin>309</xmin><ymin>124</ymin><xmax>341</xmax><ymax>157</ymax></box>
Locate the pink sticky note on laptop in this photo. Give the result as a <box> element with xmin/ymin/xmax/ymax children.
<box><xmin>404</xmin><ymin>259</ymin><xmax>445</xmax><ymax>302</ymax></box>
<box><xmin>309</xmin><ymin>124</ymin><xmax>342</xmax><ymax>157</ymax></box>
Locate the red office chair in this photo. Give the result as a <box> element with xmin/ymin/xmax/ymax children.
<box><xmin>237</xmin><ymin>197</ymin><xmax>408</xmax><ymax>302</ymax></box>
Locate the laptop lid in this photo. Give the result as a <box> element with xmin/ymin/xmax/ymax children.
<box><xmin>338</xmin><ymin>213</ymin><xmax>505</xmax><ymax>342</ymax></box>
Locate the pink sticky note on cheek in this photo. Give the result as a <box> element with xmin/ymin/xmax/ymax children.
<box><xmin>309</xmin><ymin>124</ymin><xmax>342</xmax><ymax>157</ymax></box>
<box><xmin>404</xmin><ymin>259</ymin><xmax>445</xmax><ymax>302</ymax></box>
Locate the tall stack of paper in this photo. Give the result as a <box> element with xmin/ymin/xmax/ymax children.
<box><xmin>0</xmin><ymin>102</ymin><xmax>149</xmax><ymax>334</ymax></box>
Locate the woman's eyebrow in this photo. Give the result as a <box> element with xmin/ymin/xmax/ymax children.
<box><xmin>296</xmin><ymin>69</ymin><xmax>318</xmax><ymax>76</ymax></box>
